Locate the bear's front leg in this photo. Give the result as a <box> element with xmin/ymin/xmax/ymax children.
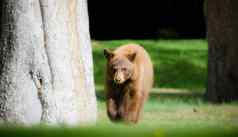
<box><xmin>126</xmin><ymin>92</ymin><xmax>142</xmax><ymax>123</ymax></box>
<box><xmin>118</xmin><ymin>92</ymin><xmax>130</xmax><ymax>120</ymax></box>
<box><xmin>107</xmin><ymin>98</ymin><xmax>118</xmax><ymax>121</ymax></box>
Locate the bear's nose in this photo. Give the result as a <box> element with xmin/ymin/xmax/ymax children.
<box><xmin>114</xmin><ymin>78</ymin><xmax>122</xmax><ymax>84</ymax></box>
<box><xmin>114</xmin><ymin>79</ymin><xmax>120</xmax><ymax>83</ymax></box>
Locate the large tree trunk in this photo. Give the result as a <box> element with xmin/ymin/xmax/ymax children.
<box><xmin>206</xmin><ymin>0</ymin><xmax>238</xmax><ymax>102</ymax></box>
<box><xmin>0</xmin><ymin>0</ymin><xmax>97</xmax><ymax>125</ymax></box>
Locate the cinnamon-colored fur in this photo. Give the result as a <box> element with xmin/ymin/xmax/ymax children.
<box><xmin>104</xmin><ymin>44</ymin><xmax>153</xmax><ymax>123</ymax></box>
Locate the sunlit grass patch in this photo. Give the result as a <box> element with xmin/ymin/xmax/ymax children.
<box><xmin>0</xmin><ymin>40</ymin><xmax>237</xmax><ymax>137</ymax></box>
<box><xmin>92</xmin><ymin>39</ymin><xmax>207</xmax><ymax>91</ymax></box>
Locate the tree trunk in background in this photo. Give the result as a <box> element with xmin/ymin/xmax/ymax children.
<box><xmin>0</xmin><ymin>0</ymin><xmax>97</xmax><ymax>125</ymax></box>
<box><xmin>206</xmin><ymin>0</ymin><xmax>238</xmax><ymax>102</ymax></box>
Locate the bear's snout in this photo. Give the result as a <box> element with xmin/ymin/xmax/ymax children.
<box><xmin>114</xmin><ymin>71</ymin><xmax>125</xmax><ymax>84</ymax></box>
<box><xmin>114</xmin><ymin>78</ymin><xmax>123</xmax><ymax>84</ymax></box>
<box><xmin>114</xmin><ymin>77</ymin><xmax>124</xmax><ymax>84</ymax></box>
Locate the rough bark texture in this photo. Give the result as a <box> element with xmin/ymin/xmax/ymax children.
<box><xmin>75</xmin><ymin>0</ymin><xmax>97</xmax><ymax>123</ymax></box>
<box><xmin>0</xmin><ymin>0</ymin><xmax>44</xmax><ymax>124</ymax></box>
<box><xmin>0</xmin><ymin>0</ymin><xmax>97</xmax><ymax>125</ymax></box>
<box><xmin>206</xmin><ymin>0</ymin><xmax>238</xmax><ymax>102</ymax></box>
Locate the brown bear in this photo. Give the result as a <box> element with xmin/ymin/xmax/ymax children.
<box><xmin>104</xmin><ymin>44</ymin><xmax>154</xmax><ymax>123</ymax></box>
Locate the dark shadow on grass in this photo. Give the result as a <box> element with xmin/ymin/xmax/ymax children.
<box><xmin>96</xmin><ymin>89</ymin><xmax>106</xmax><ymax>102</ymax></box>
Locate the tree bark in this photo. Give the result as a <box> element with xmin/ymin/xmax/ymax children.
<box><xmin>0</xmin><ymin>0</ymin><xmax>97</xmax><ymax>125</ymax></box>
<box><xmin>206</xmin><ymin>0</ymin><xmax>238</xmax><ymax>102</ymax></box>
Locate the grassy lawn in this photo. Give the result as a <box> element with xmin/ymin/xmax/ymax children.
<box><xmin>1</xmin><ymin>39</ymin><xmax>238</xmax><ymax>137</ymax></box>
<box><xmin>93</xmin><ymin>39</ymin><xmax>208</xmax><ymax>91</ymax></box>
<box><xmin>93</xmin><ymin>39</ymin><xmax>238</xmax><ymax>136</ymax></box>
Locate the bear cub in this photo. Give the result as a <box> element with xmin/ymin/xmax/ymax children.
<box><xmin>104</xmin><ymin>44</ymin><xmax>153</xmax><ymax>123</ymax></box>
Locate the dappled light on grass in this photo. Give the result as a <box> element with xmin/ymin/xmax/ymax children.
<box><xmin>93</xmin><ymin>39</ymin><xmax>207</xmax><ymax>91</ymax></box>
<box><xmin>95</xmin><ymin>86</ymin><xmax>238</xmax><ymax>137</ymax></box>
<box><xmin>92</xmin><ymin>39</ymin><xmax>237</xmax><ymax>137</ymax></box>
<box><xmin>0</xmin><ymin>40</ymin><xmax>237</xmax><ymax>137</ymax></box>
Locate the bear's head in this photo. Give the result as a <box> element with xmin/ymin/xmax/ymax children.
<box><xmin>104</xmin><ymin>49</ymin><xmax>136</xmax><ymax>84</ymax></box>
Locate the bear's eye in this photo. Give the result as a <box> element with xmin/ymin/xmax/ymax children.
<box><xmin>112</xmin><ymin>68</ymin><xmax>117</xmax><ymax>73</ymax></box>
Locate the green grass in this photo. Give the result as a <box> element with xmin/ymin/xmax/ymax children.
<box><xmin>95</xmin><ymin>88</ymin><xmax>238</xmax><ymax>137</ymax></box>
<box><xmin>1</xmin><ymin>39</ymin><xmax>238</xmax><ymax>137</ymax></box>
<box><xmin>92</xmin><ymin>39</ymin><xmax>238</xmax><ymax>136</ymax></box>
<box><xmin>96</xmin><ymin>88</ymin><xmax>238</xmax><ymax>126</ymax></box>
<box><xmin>93</xmin><ymin>39</ymin><xmax>207</xmax><ymax>91</ymax></box>
<box><xmin>93</xmin><ymin>39</ymin><xmax>237</xmax><ymax>136</ymax></box>
<box><xmin>1</xmin><ymin>92</ymin><xmax>238</xmax><ymax>137</ymax></box>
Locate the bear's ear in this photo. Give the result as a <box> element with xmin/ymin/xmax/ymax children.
<box><xmin>104</xmin><ymin>49</ymin><xmax>114</xmax><ymax>60</ymax></box>
<box><xmin>128</xmin><ymin>52</ymin><xmax>136</xmax><ymax>62</ymax></box>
